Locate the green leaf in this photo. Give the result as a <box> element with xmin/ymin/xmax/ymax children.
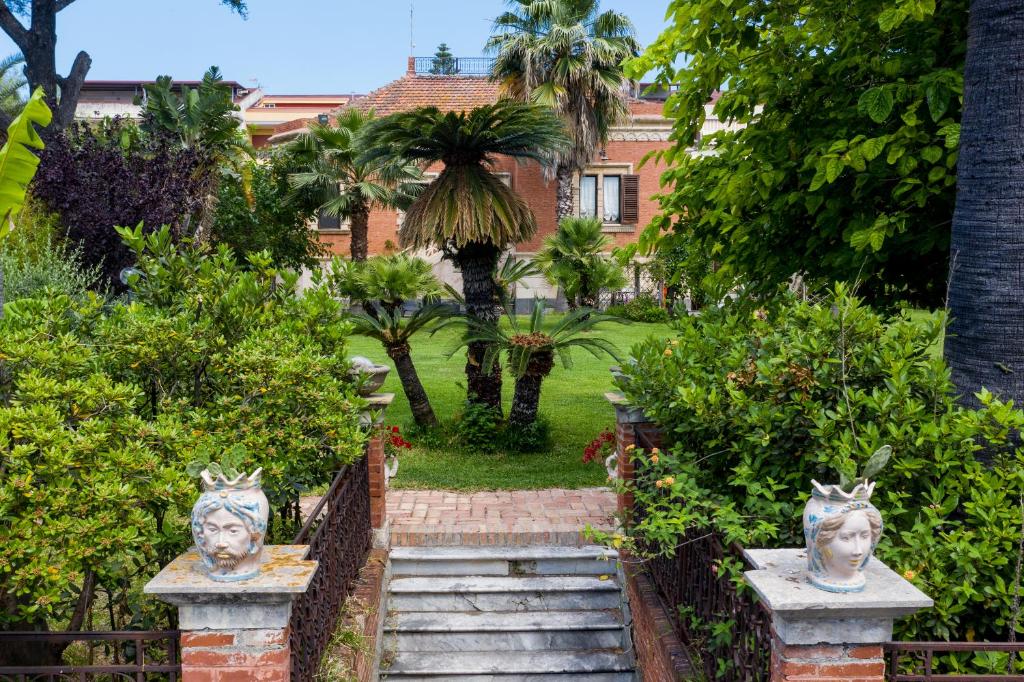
<box><xmin>938</xmin><ymin>123</ymin><xmax>961</xmax><ymax>149</ymax></box>
<box><xmin>861</xmin><ymin>445</ymin><xmax>892</xmax><ymax>480</ymax></box>
<box><xmin>860</xmin><ymin>137</ymin><xmax>887</xmax><ymax>162</ymax></box>
<box><xmin>0</xmin><ymin>87</ymin><xmax>52</xmax><ymax>242</ymax></box>
<box><xmin>859</xmin><ymin>87</ymin><xmax>894</xmax><ymax>124</ymax></box>
<box><xmin>926</xmin><ymin>83</ymin><xmax>950</xmax><ymax>122</ymax></box>
<box><xmin>877</xmin><ymin>6</ymin><xmax>906</xmax><ymax>32</ymax></box>
<box><xmin>921</xmin><ymin>146</ymin><xmax>942</xmax><ymax>164</ymax></box>
<box><xmin>825</xmin><ymin>157</ymin><xmax>844</xmax><ymax>183</ymax></box>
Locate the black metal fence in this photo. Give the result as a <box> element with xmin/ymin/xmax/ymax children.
<box><xmin>884</xmin><ymin>642</ymin><xmax>1024</xmax><ymax>681</ymax></box>
<box><xmin>290</xmin><ymin>452</ymin><xmax>372</xmax><ymax>682</ymax></box>
<box><xmin>0</xmin><ymin>630</ymin><xmax>180</xmax><ymax>680</ymax></box>
<box><xmin>633</xmin><ymin>424</ymin><xmax>773</xmax><ymax>681</ymax></box>
<box><xmin>412</xmin><ymin>57</ymin><xmax>495</xmax><ymax>76</ymax></box>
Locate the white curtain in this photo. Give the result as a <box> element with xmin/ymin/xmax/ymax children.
<box><xmin>580</xmin><ymin>176</ymin><xmax>597</xmax><ymax>218</ymax></box>
<box><xmin>603</xmin><ymin>176</ymin><xmax>621</xmax><ymax>223</ymax></box>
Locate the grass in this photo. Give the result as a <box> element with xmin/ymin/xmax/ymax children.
<box><xmin>346</xmin><ymin>315</ymin><xmax>674</xmax><ymax>491</ymax></box>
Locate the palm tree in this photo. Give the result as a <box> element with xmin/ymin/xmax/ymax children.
<box><xmin>535</xmin><ymin>216</ymin><xmax>626</xmax><ymax>308</ymax></box>
<box><xmin>365</xmin><ymin>101</ymin><xmax>569</xmax><ymax>411</ymax></box>
<box><xmin>487</xmin><ymin>0</ymin><xmax>640</xmax><ymax>220</ymax></box>
<box><xmin>288</xmin><ymin>109</ymin><xmax>423</xmax><ymax>261</ymax></box>
<box><xmin>0</xmin><ymin>53</ymin><xmax>26</xmax><ymax>127</ymax></box>
<box><xmin>458</xmin><ymin>300</ymin><xmax>622</xmax><ymax>427</ymax></box>
<box><xmin>140</xmin><ymin>67</ymin><xmax>253</xmax><ymax>239</ymax></box>
<box><xmin>331</xmin><ymin>254</ymin><xmax>448</xmax><ymax>427</ymax></box>
<box><xmin>944</xmin><ymin>0</ymin><xmax>1024</xmax><ymax>418</ymax></box>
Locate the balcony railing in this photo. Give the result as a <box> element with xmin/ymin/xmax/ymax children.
<box><xmin>413</xmin><ymin>57</ymin><xmax>495</xmax><ymax>76</ymax></box>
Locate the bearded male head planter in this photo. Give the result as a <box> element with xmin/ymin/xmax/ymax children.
<box><xmin>191</xmin><ymin>468</ymin><xmax>270</xmax><ymax>582</ymax></box>
<box><xmin>803</xmin><ymin>479</ymin><xmax>883</xmax><ymax>593</ymax></box>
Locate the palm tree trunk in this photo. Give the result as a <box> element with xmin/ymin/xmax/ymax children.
<box><xmin>456</xmin><ymin>241</ymin><xmax>503</xmax><ymax>413</ymax></box>
<box><xmin>509</xmin><ymin>352</ymin><xmax>554</xmax><ymax>427</ymax></box>
<box><xmin>556</xmin><ymin>165</ymin><xmax>574</xmax><ymax>222</ymax></box>
<box><xmin>944</xmin><ymin>0</ymin><xmax>1024</xmax><ymax>415</ymax></box>
<box><xmin>350</xmin><ymin>206</ymin><xmax>370</xmax><ymax>262</ymax></box>
<box><xmin>385</xmin><ymin>342</ymin><xmax>437</xmax><ymax>428</ymax></box>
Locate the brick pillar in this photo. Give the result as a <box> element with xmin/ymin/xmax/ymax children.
<box><xmin>368</xmin><ymin>428</ymin><xmax>386</xmax><ymax>529</ymax></box>
<box><xmin>744</xmin><ymin>548</ymin><xmax>933</xmax><ymax>682</ymax></box>
<box><xmin>605</xmin><ymin>390</ymin><xmax>652</xmax><ymax>521</ymax></box>
<box><xmin>145</xmin><ymin>546</ymin><xmax>317</xmax><ymax>682</ymax></box>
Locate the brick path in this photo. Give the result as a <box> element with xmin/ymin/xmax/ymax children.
<box><xmin>386</xmin><ymin>488</ymin><xmax>618</xmax><ymax>546</ymax></box>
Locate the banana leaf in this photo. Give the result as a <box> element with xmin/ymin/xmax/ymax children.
<box><xmin>0</xmin><ymin>87</ymin><xmax>52</xmax><ymax>241</ymax></box>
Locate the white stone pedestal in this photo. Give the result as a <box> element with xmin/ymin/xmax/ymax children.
<box><xmin>744</xmin><ymin>548</ymin><xmax>932</xmax><ymax>682</ymax></box>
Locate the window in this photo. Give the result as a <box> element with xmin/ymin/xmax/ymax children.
<box><xmin>603</xmin><ymin>175</ymin><xmax>621</xmax><ymax>223</ymax></box>
<box><xmin>318</xmin><ymin>212</ymin><xmax>341</xmax><ymax>231</ymax></box>
<box><xmin>580</xmin><ymin>175</ymin><xmax>598</xmax><ymax>218</ymax></box>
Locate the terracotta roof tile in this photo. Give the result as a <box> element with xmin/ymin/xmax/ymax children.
<box><xmin>347</xmin><ymin>74</ymin><xmax>503</xmax><ymax>116</ymax></box>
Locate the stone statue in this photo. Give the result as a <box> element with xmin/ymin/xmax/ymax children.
<box><xmin>191</xmin><ymin>468</ymin><xmax>270</xmax><ymax>582</ymax></box>
<box><xmin>803</xmin><ymin>480</ymin><xmax>883</xmax><ymax>593</ymax></box>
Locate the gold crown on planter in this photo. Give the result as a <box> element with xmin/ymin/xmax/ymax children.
<box><xmin>200</xmin><ymin>467</ymin><xmax>264</xmax><ymax>492</ymax></box>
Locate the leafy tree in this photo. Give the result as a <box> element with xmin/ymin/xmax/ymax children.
<box><xmin>365</xmin><ymin>101</ymin><xmax>568</xmax><ymax>411</ymax></box>
<box><xmin>0</xmin><ymin>0</ymin><xmax>247</xmax><ymax>133</ymax></box>
<box><xmin>631</xmin><ymin>0</ymin><xmax>966</xmax><ymax>307</ymax></box>
<box><xmin>534</xmin><ymin>216</ymin><xmax>626</xmax><ymax>308</ymax></box>
<box><xmin>429</xmin><ymin>43</ymin><xmax>458</xmax><ymax>75</ymax></box>
<box><xmin>211</xmin><ymin>149</ymin><xmax>325</xmax><ymax>270</ymax></box>
<box><xmin>140</xmin><ymin>67</ymin><xmax>253</xmax><ymax>239</ymax></box>
<box><xmin>944</xmin><ymin>1</ymin><xmax>1024</xmax><ymax>414</ymax></box>
<box><xmin>288</xmin><ymin>108</ymin><xmax>422</xmax><ymax>261</ymax></box>
<box><xmin>330</xmin><ymin>254</ymin><xmax>447</xmax><ymax>428</ymax></box>
<box><xmin>33</xmin><ymin>118</ymin><xmax>205</xmax><ymax>288</ymax></box>
<box><xmin>487</xmin><ymin>0</ymin><xmax>639</xmax><ymax>221</ymax></box>
<box><xmin>458</xmin><ymin>300</ymin><xmax>621</xmax><ymax>427</ymax></box>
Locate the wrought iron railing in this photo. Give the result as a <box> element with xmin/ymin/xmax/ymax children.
<box><xmin>290</xmin><ymin>452</ymin><xmax>372</xmax><ymax>682</ymax></box>
<box><xmin>884</xmin><ymin>642</ymin><xmax>1024</xmax><ymax>681</ymax></box>
<box><xmin>0</xmin><ymin>630</ymin><xmax>180</xmax><ymax>679</ymax></box>
<box><xmin>632</xmin><ymin>424</ymin><xmax>773</xmax><ymax>681</ymax></box>
<box><xmin>412</xmin><ymin>56</ymin><xmax>495</xmax><ymax>76</ymax></box>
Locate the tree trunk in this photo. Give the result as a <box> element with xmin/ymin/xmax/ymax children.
<box><xmin>385</xmin><ymin>342</ymin><xmax>438</xmax><ymax>428</ymax></box>
<box><xmin>508</xmin><ymin>352</ymin><xmax>554</xmax><ymax>428</ymax></box>
<box><xmin>944</xmin><ymin>0</ymin><xmax>1024</xmax><ymax>416</ymax></box>
<box><xmin>556</xmin><ymin>164</ymin><xmax>574</xmax><ymax>223</ymax></box>
<box><xmin>350</xmin><ymin>206</ymin><xmax>370</xmax><ymax>262</ymax></box>
<box><xmin>456</xmin><ymin>241</ymin><xmax>503</xmax><ymax>413</ymax></box>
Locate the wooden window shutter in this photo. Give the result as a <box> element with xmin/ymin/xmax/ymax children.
<box><xmin>622</xmin><ymin>175</ymin><xmax>640</xmax><ymax>224</ymax></box>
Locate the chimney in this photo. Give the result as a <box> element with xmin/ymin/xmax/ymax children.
<box><xmin>407</xmin><ymin>56</ymin><xmax>416</xmax><ymax>75</ymax></box>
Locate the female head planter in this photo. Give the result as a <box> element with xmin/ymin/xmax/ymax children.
<box><xmin>804</xmin><ymin>480</ymin><xmax>883</xmax><ymax>592</ymax></box>
<box><xmin>190</xmin><ymin>468</ymin><xmax>270</xmax><ymax>582</ymax></box>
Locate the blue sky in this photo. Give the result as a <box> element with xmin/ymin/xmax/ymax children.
<box><xmin>2</xmin><ymin>0</ymin><xmax>671</xmax><ymax>94</ymax></box>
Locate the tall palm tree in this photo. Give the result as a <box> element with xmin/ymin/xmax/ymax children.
<box><xmin>0</xmin><ymin>53</ymin><xmax>26</xmax><ymax>127</ymax></box>
<box><xmin>944</xmin><ymin>0</ymin><xmax>1024</xmax><ymax>417</ymax></box>
<box><xmin>330</xmin><ymin>254</ymin><xmax>447</xmax><ymax>427</ymax></box>
<box><xmin>534</xmin><ymin>216</ymin><xmax>626</xmax><ymax>308</ymax></box>
<box><xmin>458</xmin><ymin>300</ymin><xmax>622</xmax><ymax>427</ymax></box>
<box><xmin>140</xmin><ymin>67</ymin><xmax>253</xmax><ymax>239</ymax></box>
<box><xmin>487</xmin><ymin>0</ymin><xmax>640</xmax><ymax>221</ymax></box>
<box><xmin>288</xmin><ymin>109</ymin><xmax>423</xmax><ymax>261</ymax></box>
<box><xmin>365</xmin><ymin>101</ymin><xmax>569</xmax><ymax>411</ymax></box>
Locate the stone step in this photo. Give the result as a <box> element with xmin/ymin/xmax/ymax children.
<box><xmin>382</xmin><ymin>674</ymin><xmax>635</xmax><ymax>681</ymax></box>
<box><xmin>387</xmin><ymin>610</ymin><xmax>625</xmax><ymax>652</ymax></box>
<box><xmin>390</xmin><ymin>546</ymin><xmax>619</xmax><ymax>577</ymax></box>
<box><xmin>382</xmin><ymin>651</ymin><xmax>635</xmax><ymax>678</ymax></box>
<box><xmin>388</xmin><ymin>575</ymin><xmax>621</xmax><ymax>612</ymax></box>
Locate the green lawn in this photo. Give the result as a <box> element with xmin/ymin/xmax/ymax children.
<box><xmin>346</xmin><ymin>316</ymin><xmax>674</xmax><ymax>491</ymax></box>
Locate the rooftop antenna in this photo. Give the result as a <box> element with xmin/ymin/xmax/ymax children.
<box><xmin>410</xmin><ymin>2</ymin><xmax>416</xmax><ymax>54</ymax></box>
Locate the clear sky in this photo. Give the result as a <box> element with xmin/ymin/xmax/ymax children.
<box><xmin>1</xmin><ymin>0</ymin><xmax>672</xmax><ymax>95</ymax></box>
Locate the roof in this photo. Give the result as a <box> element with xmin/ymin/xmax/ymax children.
<box><xmin>81</xmin><ymin>79</ymin><xmax>247</xmax><ymax>91</ymax></box>
<box><xmin>347</xmin><ymin>74</ymin><xmax>502</xmax><ymax>116</ymax></box>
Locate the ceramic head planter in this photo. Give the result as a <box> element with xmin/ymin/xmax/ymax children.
<box><xmin>803</xmin><ymin>480</ymin><xmax>883</xmax><ymax>592</ymax></box>
<box><xmin>191</xmin><ymin>468</ymin><xmax>270</xmax><ymax>582</ymax></box>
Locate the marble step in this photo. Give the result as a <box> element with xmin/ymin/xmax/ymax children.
<box><xmin>382</xmin><ymin>650</ymin><xmax>635</xmax><ymax>678</ymax></box>
<box><xmin>388</xmin><ymin>575</ymin><xmax>621</xmax><ymax>612</ymax></box>
<box><xmin>387</xmin><ymin>610</ymin><xmax>625</xmax><ymax>652</ymax></box>
<box><xmin>382</xmin><ymin>674</ymin><xmax>635</xmax><ymax>681</ymax></box>
<box><xmin>391</xmin><ymin>546</ymin><xmax>619</xmax><ymax>577</ymax></box>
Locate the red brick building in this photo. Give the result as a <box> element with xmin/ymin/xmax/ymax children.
<box><xmin>270</xmin><ymin>58</ymin><xmax>735</xmax><ymax>300</ymax></box>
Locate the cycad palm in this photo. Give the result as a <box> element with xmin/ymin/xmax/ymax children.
<box><xmin>289</xmin><ymin>109</ymin><xmax>423</xmax><ymax>261</ymax></box>
<box><xmin>535</xmin><ymin>216</ymin><xmax>626</xmax><ymax>308</ymax></box>
<box><xmin>365</xmin><ymin>101</ymin><xmax>569</xmax><ymax>411</ymax></box>
<box><xmin>0</xmin><ymin>53</ymin><xmax>26</xmax><ymax>127</ymax></box>
<box><xmin>458</xmin><ymin>299</ymin><xmax>622</xmax><ymax>427</ymax></box>
<box><xmin>487</xmin><ymin>0</ymin><xmax>640</xmax><ymax>220</ymax></box>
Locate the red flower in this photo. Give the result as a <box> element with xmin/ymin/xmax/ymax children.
<box><xmin>391</xmin><ymin>426</ymin><xmax>400</xmax><ymax>433</ymax></box>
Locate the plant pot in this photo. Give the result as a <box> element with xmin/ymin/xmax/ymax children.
<box><xmin>802</xmin><ymin>480</ymin><xmax>884</xmax><ymax>593</ymax></box>
<box><xmin>191</xmin><ymin>468</ymin><xmax>270</xmax><ymax>582</ymax></box>
<box><xmin>349</xmin><ymin>356</ymin><xmax>390</xmax><ymax>396</ymax></box>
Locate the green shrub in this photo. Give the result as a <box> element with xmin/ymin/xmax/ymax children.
<box><xmin>607</xmin><ymin>295</ymin><xmax>668</xmax><ymax>323</ymax></box>
<box><xmin>502</xmin><ymin>417</ymin><xmax>552</xmax><ymax>453</ymax></box>
<box><xmin>455</xmin><ymin>401</ymin><xmax>501</xmax><ymax>453</ymax></box>
<box><xmin>613</xmin><ymin>285</ymin><xmax>1024</xmax><ymax>647</ymax></box>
